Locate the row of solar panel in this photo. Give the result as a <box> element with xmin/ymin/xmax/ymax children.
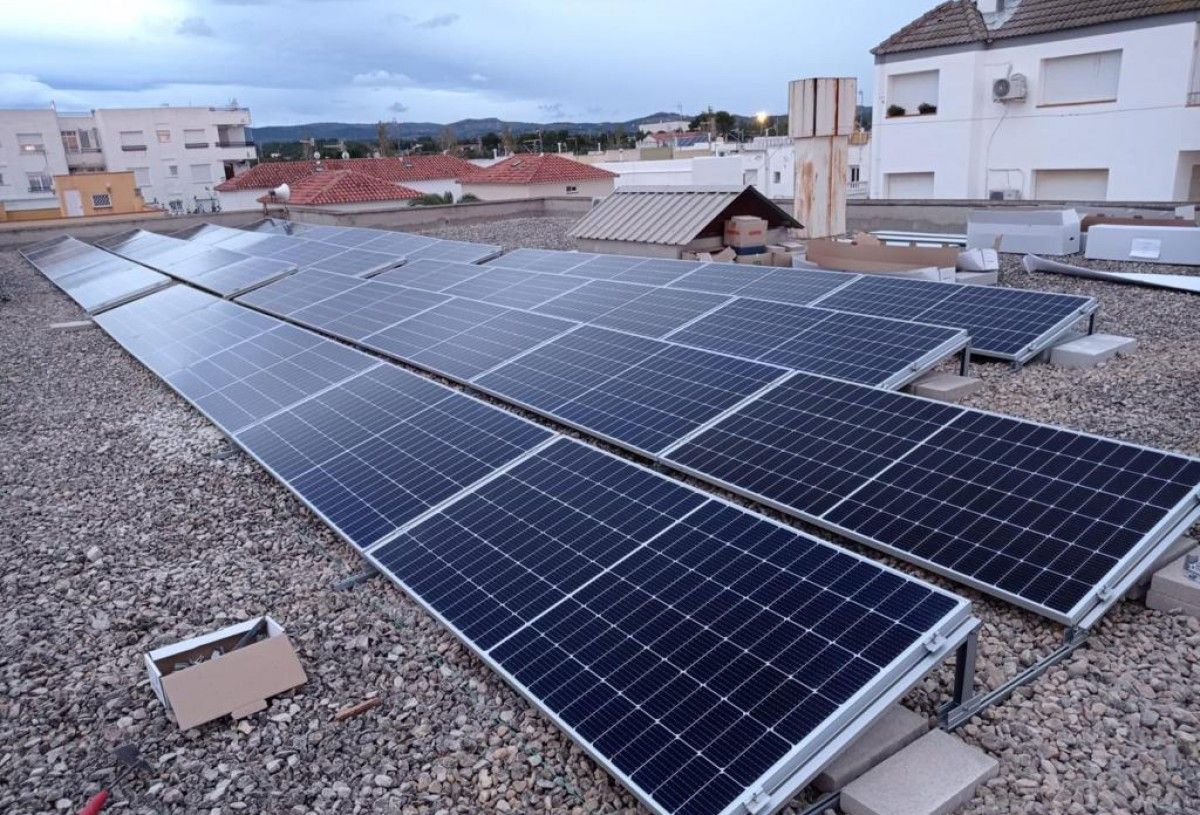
<box><xmin>83</xmin><ymin>282</ymin><xmax>974</xmax><ymax>815</ymax></box>
<box><xmin>365</xmin><ymin>257</ymin><xmax>969</xmax><ymax>389</ymax></box>
<box><xmin>232</xmin><ymin>257</ymin><xmax>1200</xmax><ymax>626</ymax></box>
<box><xmin>488</xmin><ymin>248</ymin><xmax>1098</xmax><ymax>362</ymax></box>
<box><xmin>19</xmin><ymin>236</ymin><xmax>173</xmax><ymax>314</ymax></box>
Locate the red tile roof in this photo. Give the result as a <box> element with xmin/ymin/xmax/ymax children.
<box><xmin>256</xmin><ymin>170</ymin><xmax>423</xmax><ymax>206</ymax></box>
<box><xmin>465</xmin><ymin>154</ymin><xmax>617</xmax><ymax>185</ymax></box>
<box><xmin>217</xmin><ymin>155</ymin><xmax>482</xmax><ymax>192</ymax></box>
<box><xmin>874</xmin><ymin>0</ymin><xmax>1200</xmax><ymax>55</ymax></box>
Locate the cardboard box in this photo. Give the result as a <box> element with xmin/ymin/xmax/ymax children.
<box><xmin>711</xmin><ymin>246</ymin><xmax>737</xmax><ymax>262</ymax></box>
<box><xmin>724</xmin><ymin>215</ymin><xmax>768</xmax><ymax>248</ymax></box>
<box><xmin>145</xmin><ymin>616</ymin><xmax>307</xmax><ymax>730</ymax></box>
<box><xmin>805</xmin><ymin>235</ymin><xmax>960</xmax><ymax>273</ymax></box>
<box><xmin>770</xmin><ymin>251</ymin><xmax>797</xmax><ymax>267</ymax></box>
<box><xmin>966</xmin><ymin>208</ymin><xmax>1081</xmax><ymax>255</ymax></box>
<box><xmin>1080</xmin><ymin>214</ymin><xmax>1195</xmax><ymax>232</ymax></box>
<box><xmin>735</xmin><ymin>252</ymin><xmax>771</xmax><ymax>265</ymax></box>
<box><xmin>1083</xmin><ymin>224</ymin><xmax>1200</xmax><ymax>266</ymax></box>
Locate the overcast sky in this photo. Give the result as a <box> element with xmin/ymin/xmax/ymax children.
<box><xmin>0</xmin><ymin>0</ymin><xmax>934</xmax><ymax>126</ymax></box>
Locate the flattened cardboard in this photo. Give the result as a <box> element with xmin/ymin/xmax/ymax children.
<box><xmin>1080</xmin><ymin>214</ymin><xmax>1195</xmax><ymax>232</ymax></box>
<box><xmin>805</xmin><ymin>236</ymin><xmax>959</xmax><ymax>272</ymax></box>
<box><xmin>146</xmin><ymin>616</ymin><xmax>307</xmax><ymax>730</ymax></box>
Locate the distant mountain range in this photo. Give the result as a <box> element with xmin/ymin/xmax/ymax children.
<box><xmin>250</xmin><ymin>109</ymin><xmax>872</xmax><ymax>143</ymax></box>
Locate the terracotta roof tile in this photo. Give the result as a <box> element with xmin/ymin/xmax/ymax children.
<box><xmin>217</xmin><ymin>155</ymin><xmax>481</xmax><ymax>192</ymax></box>
<box><xmin>874</xmin><ymin>0</ymin><xmax>1200</xmax><ymax>55</ymax></box>
<box><xmin>466</xmin><ymin>154</ymin><xmax>616</xmax><ymax>185</ymax></box>
<box><xmin>256</xmin><ymin>170</ymin><xmax>422</xmax><ymax>205</ymax></box>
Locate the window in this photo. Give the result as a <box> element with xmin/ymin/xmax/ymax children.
<box><xmin>184</xmin><ymin>128</ymin><xmax>207</xmax><ymax>147</ymax></box>
<box><xmin>887</xmin><ymin>70</ymin><xmax>939</xmax><ymax>116</ymax></box>
<box><xmin>1041</xmin><ymin>50</ymin><xmax>1121</xmax><ymax>105</ymax></box>
<box><xmin>91</xmin><ymin>193</ymin><xmax>113</xmax><ymax>209</ymax></box>
<box><xmin>120</xmin><ymin>130</ymin><xmax>146</xmax><ymax>151</ymax></box>
<box><xmin>156</xmin><ymin>129</ymin><xmax>172</xmax><ymax>143</ymax></box>
<box><xmin>886</xmin><ymin>171</ymin><xmax>934</xmax><ymax>198</ymax></box>
<box><xmin>167</xmin><ymin>165</ymin><xmax>179</xmax><ymax>178</ymax></box>
<box><xmin>850</xmin><ymin>165</ymin><xmax>861</xmax><ymax>183</ymax></box>
<box><xmin>132</xmin><ymin>167</ymin><xmax>152</xmax><ymax>187</ymax></box>
<box><xmin>566</xmin><ymin>185</ymin><xmax>578</xmax><ymax>194</ymax></box>
<box><xmin>61</xmin><ymin>131</ymin><xmax>80</xmax><ymax>152</ymax></box>
<box><xmin>17</xmin><ymin>132</ymin><xmax>45</xmax><ymax>153</ymax></box>
<box><xmin>26</xmin><ymin>171</ymin><xmax>53</xmax><ymax>192</ymax></box>
<box><xmin>772</xmin><ymin>171</ymin><xmax>782</xmax><ymax>184</ymax></box>
<box><xmin>190</xmin><ymin>163</ymin><xmax>212</xmax><ymax>183</ymax></box>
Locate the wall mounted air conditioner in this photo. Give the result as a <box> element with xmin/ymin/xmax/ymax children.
<box><xmin>988</xmin><ymin>188</ymin><xmax>1022</xmax><ymax>201</ymax></box>
<box><xmin>992</xmin><ymin>73</ymin><xmax>1027</xmax><ymax>102</ymax></box>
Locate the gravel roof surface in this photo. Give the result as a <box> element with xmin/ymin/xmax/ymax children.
<box><xmin>2</xmin><ymin>218</ymin><xmax>1198</xmax><ymax>815</ymax></box>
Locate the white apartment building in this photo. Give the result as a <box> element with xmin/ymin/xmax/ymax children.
<box><xmin>870</xmin><ymin>0</ymin><xmax>1200</xmax><ymax>201</ymax></box>
<box><xmin>0</xmin><ymin>104</ymin><xmax>256</xmax><ymax>215</ymax></box>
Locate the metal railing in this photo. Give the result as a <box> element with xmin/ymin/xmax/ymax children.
<box><xmin>185</xmin><ymin>142</ymin><xmax>210</xmax><ymax>149</ymax></box>
<box><xmin>1188</xmin><ymin>90</ymin><xmax>1200</xmax><ymax>106</ymax></box>
<box><xmin>121</xmin><ymin>144</ymin><xmax>147</xmax><ymax>151</ymax></box>
<box><xmin>216</xmin><ymin>140</ymin><xmax>254</xmax><ymax>148</ymax></box>
<box><xmin>28</xmin><ymin>183</ymin><xmax>53</xmax><ymax>193</ymax></box>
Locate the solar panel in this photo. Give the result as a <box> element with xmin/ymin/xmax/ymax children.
<box><xmin>619</xmin><ymin>258</ymin><xmax>704</xmax><ymax>286</ymax></box>
<box><xmin>360</xmin><ymin>231</ymin><xmax>440</xmax><ymax>255</ymax></box>
<box><xmin>666</xmin><ymin>299</ymin><xmax>969</xmax><ymax>387</ymax></box>
<box><xmin>664</xmin><ymin>373</ymin><xmax>1200</xmax><ymax>624</ymax></box>
<box><xmin>192</xmin><ymin>257</ymin><xmax>297</xmax><ymax>298</ymax></box>
<box><xmin>668</xmin><ymin>262</ymin><xmax>776</xmax><ymax>295</ymax></box>
<box><xmin>22</xmin><ymin>238</ymin><xmax>173</xmax><ymax>314</ymax></box>
<box><xmin>236</xmin><ymin>270</ymin><xmax>365</xmax><ymax>317</ymax></box>
<box><xmin>174</xmin><ymin>224</ymin><xmax>246</xmax><ymax>245</ymax></box>
<box><xmin>309</xmin><ymin>248</ymin><xmax>406</xmax><ymax>277</ymax></box>
<box><xmin>162</xmin><ymin>247</ymin><xmax>248</xmax><ymax>278</ymax></box>
<box><xmin>813</xmin><ymin>276</ymin><xmax>1096</xmax><ymax>361</ymax></box>
<box><xmin>289</xmin><ymin>283</ymin><xmax>449</xmax><ymax>342</ymax></box>
<box><xmin>533</xmin><ymin>280</ymin><xmax>653</xmax><ymax>322</ymax></box>
<box><xmin>447</xmin><ymin>269</ymin><xmax>589</xmax><ymax>309</ymax></box>
<box><xmin>269</xmin><ymin>240</ymin><xmax>350</xmax><ymax>267</ymax></box>
<box><xmin>590</xmin><ymin>288</ymin><xmax>731</xmax><ymax>338</ymax></box>
<box><xmin>736</xmin><ymin>268</ymin><xmax>858</xmax><ymax>305</ymax></box>
<box><xmin>210</xmin><ymin>230</ymin><xmax>276</xmax><ymax>252</ymax></box>
<box><xmin>165</xmin><ymin>324</ymin><xmax>377</xmax><ymax>432</ymax></box>
<box><xmin>371</xmin><ymin>258</ymin><xmax>491</xmax><ymax>291</ymax></box>
<box><xmin>569</xmin><ymin>254</ymin><xmax>649</xmax><ymax>279</ymax></box>
<box><xmin>361</xmin><ymin>299</ymin><xmax>575</xmax><ymax>380</ymax></box>
<box><xmin>405</xmin><ymin>238</ymin><xmax>503</xmax><ymax>264</ymax></box>
<box><xmin>237</xmin><ymin>234</ymin><xmax>301</xmax><ymax>258</ymax></box>
<box><xmin>316</xmin><ymin>227</ymin><xmax>383</xmax><ymax>248</ymax></box>
<box><xmin>234</xmin><ymin>364</ymin><xmax>553</xmax><ymax>550</ymax></box>
<box><xmin>474</xmin><ymin>326</ymin><xmax>788</xmax><ymax>454</ymax></box>
<box><xmin>487</xmin><ymin>247</ymin><xmax>595</xmax><ymax>273</ymax></box>
<box><xmin>369</xmin><ymin>437</ymin><xmax>972</xmax><ymax>815</ymax></box>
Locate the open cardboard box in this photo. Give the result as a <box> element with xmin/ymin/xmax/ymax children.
<box><xmin>145</xmin><ymin>615</ymin><xmax>307</xmax><ymax>730</ymax></box>
<box><xmin>805</xmin><ymin>234</ymin><xmax>959</xmax><ymax>276</ymax></box>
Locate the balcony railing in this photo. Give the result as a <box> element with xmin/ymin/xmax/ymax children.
<box><xmin>121</xmin><ymin>144</ymin><xmax>147</xmax><ymax>151</ymax></box>
<box><xmin>185</xmin><ymin>141</ymin><xmax>210</xmax><ymax>149</ymax></box>
<box><xmin>216</xmin><ymin>139</ymin><xmax>255</xmax><ymax>148</ymax></box>
<box><xmin>66</xmin><ymin>147</ymin><xmax>103</xmax><ymax>154</ymax></box>
<box><xmin>28</xmin><ymin>183</ymin><xmax>53</xmax><ymax>193</ymax></box>
<box><xmin>1189</xmin><ymin>90</ymin><xmax>1200</xmax><ymax>106</ymax></box>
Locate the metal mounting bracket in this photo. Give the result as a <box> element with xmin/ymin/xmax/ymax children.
<box><xmin>332</xmin><ymin>563</ymin><xmax>381</xmax><ymax>591</ymax></box>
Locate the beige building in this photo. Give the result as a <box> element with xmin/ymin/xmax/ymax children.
<box><xmin>459</xmin><ymin>153</ymin><xmax>616</xmax><ymax>200</ymax></box>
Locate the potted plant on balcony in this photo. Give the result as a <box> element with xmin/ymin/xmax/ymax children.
<box><xmin>918</xmin><ymin>102</ymin><xmax>938</xmax><ymax>115</ymax></box>
<box><xmin>886</xmin><ymin>104</ymin><xmax>906</xmax><ymax>118</ymax></box>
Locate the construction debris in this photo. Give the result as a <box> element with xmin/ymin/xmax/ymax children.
<box><xmin>334</xmin><ymin>696</ymin><xmax>383</xmax><ymax>722</ymax></box>
<box><xmin>1023</xmin><ymin>254</ymin><xmax>1200</xmax><ymax>295</ymax></box>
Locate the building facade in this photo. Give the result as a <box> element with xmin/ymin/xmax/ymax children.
<box><xmin>0</xmin><ymin>104</ymin><xmax>256</xmax><ymax>218</ymax></box>
<box><xmin>870</xmin><ymin>0</ymin><xmax>1200</xmax><ymax>201</ymax></box>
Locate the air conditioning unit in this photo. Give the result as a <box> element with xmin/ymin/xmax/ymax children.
<box><xmin>992</xmin><ymin>73</ymin><xmax>1028</xmax><ymax>102</ymax></box>
<box><xmin>988</xmin><ymin>188</ymin><xmax>1022</xmax><ymax>201</ymax></box>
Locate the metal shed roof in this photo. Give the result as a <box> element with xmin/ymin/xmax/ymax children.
<box><xmin>568</xmin><ymin>186</ymin><xmax>800</xmax><ymax>247</ymax></box>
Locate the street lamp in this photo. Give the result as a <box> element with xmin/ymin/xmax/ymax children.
<box><xmin>755</xmin><ymin>111</ymin><xmax>773</xmax><ymax>137</ymax></box>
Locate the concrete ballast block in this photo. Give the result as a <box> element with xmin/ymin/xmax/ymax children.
<box><xmin>1127</xmin><ymin>536</ymin><xmax>1196</xmax><ymax>600</ymax></box>
<box><xmin>812</xmin><ymin>705</ymin><xmax>927</xmax><ymax>792</ymax></box>
<box><xmin>840</xmin><ymin>730</ymin><xmax>999</xmax><ymax>815</ymax></box>
<box><xmin>908</xmin><ymin>373</ymin><xmax>982</xmax><ymax>403</ymax></box>
<box><xmin>1049</xmin><ymin>333</ymin><xmax>1136</xmax><ymax>370</ymax></box>
<box><xmin>1145</xmin><ymin>547</ymin><xmax>1200</xmax><ymax>618</ymax></box>
<box><xmin>955</xmin><ymin>270</ymin><xmax>998</xmax><ymax>286</ymax></box>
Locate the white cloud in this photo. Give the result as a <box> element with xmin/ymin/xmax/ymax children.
<box><xmin>468</xmin><ymin>73</ymin><xmax>488</xmax><ymax>83</ymax></box>
<box><xmin>176</xmin><ymin>16</ymin><xmax>214</xmax><ymax>37</ymax></box>
<box><xmin>351</xmin><ymin>70</ymin><xmax>412</xmax><ymax>87</ymax></box>
<box><xmin>415</xmin><ymin>13</ymin><xmax>458</xmax><ymax>29</ymax></box>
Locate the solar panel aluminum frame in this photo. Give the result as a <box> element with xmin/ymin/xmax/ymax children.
<box><xmin>22</xmin><ymin>252</ymin><xmax>174</xmax><ymax>315</ymax></box>
<box><xmin>659</xmin><ymin>385</ymin><xmax>1200</xmax><ymax>628</ymax></box>
<box><xmin>357</xmin><ymin>445</ymin><xmax>977</xmax><ymax>815</ymax></box>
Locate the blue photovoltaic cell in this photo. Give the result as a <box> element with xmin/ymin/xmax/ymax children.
<box><xmin>487</xmin><ymin>247</ymin><xmax>594</xmax><ymax>273</ymax></box>
<box><xmin>617</xmin><ymin>258</ymin><xmax>705</xmax><ymax>287</ymax></box>
<box><xmin>372</xmin><ymin>258</ymin><xmax>491</xmax><ymax>291</ymax></box>
<box><xmin>589</xmin><ymin>288</ymin><xmax>731</xmax><ymax>338</ymax></box>
<box><xmin>736</xmin><ymin>268</ymin><xmax>858</xmax><ymax>306</ymax></box>
<box><xmin>234</xmin><ymin>364</ymin><xmax>552</xmax><ymax>550</ymax></box>
<box><xmin>374</xmin><ymin>438</ymin><xmax>967</xmax><ymax>815</ymax></box>
<box><xmin>361</xmin><ymin>299</ymin><xmax>575</xmax><ymax>379</ymax></box>
<box><xmin>667</xmin><ymin>299</ymin><xmax>966</xmax><ymax>387</ymax></box>
<box><xmin>309</xmin><ymin>248</ymin><xmax>405</xmax><ymax>277</ymax></box>
<box><xmin>405</xmin><ymin>238</ymin><xmax>501</xmax><ymax>264</ymax></box>
<box><xmin>463</xmin><ymin>271</ymin><xmax>590</xmax><ymax>309</ymax></box>
<box><xmin>193</xmin><ymin>256</ymin><xmax>296</xmax><ymax>298</ymax></box>
<box><xmin>568</xmin><ymin>254</ymin><xmax>648</xmax><ymax>279</ymax></box>
<box><xmin>666</xmin><ymin>374</ymin><xmax>963</xmax><ymax>516</ymax></box>
<box><xmin>475</xmin><ymin>326</ymin><xmax>787</xmax><ymax>454</ymax></box>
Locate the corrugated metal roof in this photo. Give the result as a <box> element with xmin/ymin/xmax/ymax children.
<box><xmin>568</xmin><ymin>186</ymin><xmax>799</xmax><ymax>246</ymax></box>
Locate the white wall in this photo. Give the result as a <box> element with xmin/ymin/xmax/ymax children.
<box><xmin>871</xmin><ymin>17</ymin><xmax>1200</xmax><ymax>201</ymax></box>
<box><xmin>0</xmin><ymin>109</ymin><xmax>69</xmax><ymax>210</ymax></box>
<box><xmin>460</xmin><ymin>178</ymin><xmax>614</xmax><ymax>201</ymax></box>
<box><xmin>600</xmin><ymin>158</ymin><xmax>693</xmax><ymax>187</ymax></box>
<box><xmin>94</xmin><ymin>106</ymin><xmax>255</xmax><ymax>213</ymax></box>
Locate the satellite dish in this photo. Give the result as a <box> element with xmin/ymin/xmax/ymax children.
<box><xmin>372</xmin><ymin>151</ymin><xmax>380</xmax><ymax>159</ymax></box>
<box><xmin>271</xmin><ymin>183</ymin><xmax>290</xmax><ymax>202</ymax></box>
<box><xmin>341</xmin><ymin>151</ymin><xmax>350</xmax><ymax>160</ymax></box>
<box><xmin>313</xmin><ymin>151</ymin><xmax>321</xmax><ymax>160</ymax></box>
